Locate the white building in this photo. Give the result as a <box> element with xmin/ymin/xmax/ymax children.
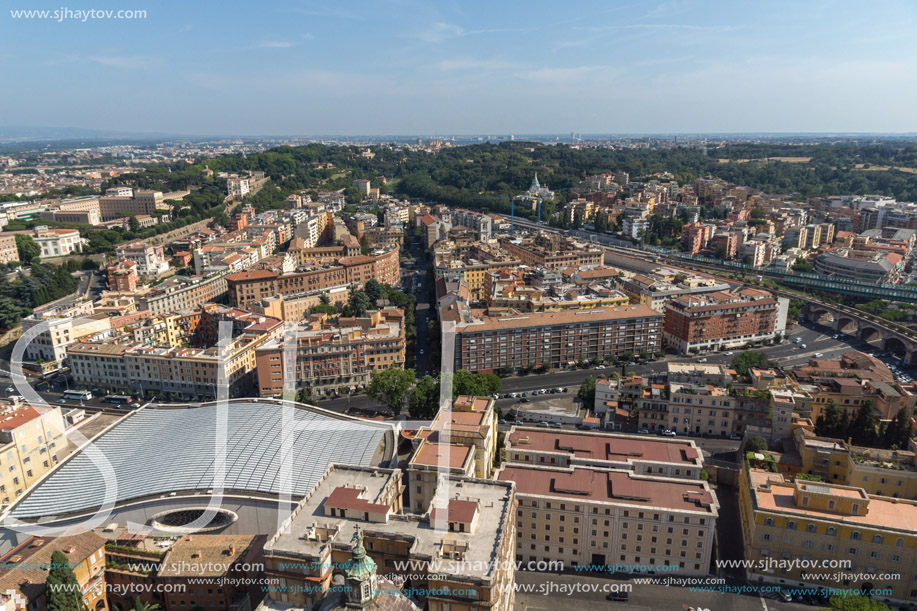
<box><xmin>32</xmin><ymin>227</ymin><xmax>82</xmax><ymax>258</ymax></box>
<box><xmin>227</xmin><ymin>177</ymin><xmax>250</xmax><ymax>198</ymax></box>
<box><xmin>115</xmin><ymin>242</ymin><xmax>170</xmax><ymax>276</ymax></box>
<box><xmin>105</xmin><ymin>187</ymin><xmax>134</xmax><ymax>197</ymax></box>
<box><xmin>21</xmin><ymin>312</ymin><xmax>111</xmax><ymax>364</ymax></box>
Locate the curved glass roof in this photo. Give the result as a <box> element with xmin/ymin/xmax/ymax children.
<box><xmin>11</xmin><ymin>402</ymin><xmax>388</xmax><ymax>519</ymax></box>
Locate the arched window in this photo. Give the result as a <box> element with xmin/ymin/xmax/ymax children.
<box><xmin>826</xmin><ymin>528</ymin><xmax>837</xmax><ymax>536</ymax></box>
<box><xmin>851</xmin><ymin>531</ymin><xmax>861</xmax><ymax>541</ymax></box>
<box><xmin>872</xmin><ymin>535</ymin><xmax>883</xmax><ymax>544</ymax></box>
<box><xmin>786</xmin><ymin>521</ymin><xmax>797</xmax><ymax>530</ymax></box>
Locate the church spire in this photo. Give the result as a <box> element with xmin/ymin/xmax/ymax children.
<box><xmin>343</xmin><ymin>525</ymin><xmax>378</xmax><ymax>608</ymax></box>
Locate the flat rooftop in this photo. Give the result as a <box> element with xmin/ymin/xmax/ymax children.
<box><xmin>9</xmin><ymin>400</ymin><xmax>393</xmax><ymax>520</ymax></box>
<box><xmin>507</xmin><ymin>428</ymin><xmax>701</xmax><ymax>466</ymax></box>
<box><xmin>498</xmin><ymin>465</ymin><xmax>716</xmax><ymax>514</ymax></box>
<box><xmin>265</xmin><ymin>465</ymin><xmax>514</xmax><ymax>582</ymax></box>
<box><xmin>751</xmin><ymin>472</ymin><xmax>917</xmax><ymax>532</ymax></box>
<box><xmin>410</xmin><ymin>441</ymin><xmax>471</xmax><ymax>470</ymax></box>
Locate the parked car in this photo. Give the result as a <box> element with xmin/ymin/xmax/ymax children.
<box><xmin>662</xmin><ymin>430</ymin><xmax>677</xmax><ymax>437</ymax></box>
<box><xmin>520</xmin><ymin>398</ymin><xmax>530</xmax><ymax>403</ymax></box>
<box><xmin>725</xmin><ymin>351</ymin><xmax>734</xmax><ymax>356</ymax></box>
<box><xmin>637</xmin><ymin>428</ymin><xmax>650</xmax><ymax>434</ymax></box>
<box><xmin>776</xmin><ymin>589</ymin><xmax>792</xmax><ymax>603</ymax></box>
<box><xmin>560</xmin><ymin>387</ymin><xmax>567</xmax><ymax>392</ymax></box>
<box><xmin>698</xmin><ymin>358</ymin><xmax>708</xmax><ymax>363</ymax></box>
<box><xmin>536</xmin><ymin>422</ymin><xmax>550</xmax><ymax>428</ymax></box>
<box><xmin>596</xmin><ymin>365</ymin><xmax>606</xmax><ymax>370</ymax></box>
<box><xmin>606</xmin><ymin>591</ymin><xmax>629</xmax><ymax>602</ymax></box>
<box><xmin>550</xmin><ymin>422</ymin><xmax>562</xmax><ymax>428</ymax></box>
<box><xmin>729</xmin><ymin>433</ymin><xmax>742</xmax><ymax>440</ymax></box>
<box><xmin>814</xmin><ymin>352</ymin><xmax>824</xmax><ymax>357</ymax></box>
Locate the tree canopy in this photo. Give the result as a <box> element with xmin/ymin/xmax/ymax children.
<box><xmin>730</xmin><ymin>351</ymin><xmax>770</xmax><ymax>376</ymax></box>
<box><xmin>366</xmin><ymin>367</ymin><xmax>415</xmax><ymax>415</ymax></box>
<box><xmin>46</xmin><ymin>550</ymin><xmax>87</xmax><ymax>611</ymax></box>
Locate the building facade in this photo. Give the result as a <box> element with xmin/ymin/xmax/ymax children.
<box><xmin>453</xmin><ymin>305</ymin><xmax>662</xmax><ymax>373</ymax></box>
<box><xmin>663</xmin><ymin>288</ymin><xmax>789</xmax><ymax>353</ymax></box>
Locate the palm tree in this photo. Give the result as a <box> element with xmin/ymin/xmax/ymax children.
<box><xmin>132</xmin><ymin>599</ymin><xmax>161</xmax><ymax>611</ymax></box>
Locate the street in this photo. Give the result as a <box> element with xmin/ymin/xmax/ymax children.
<box><xmin>514</xmin><ymin>571</ymin><xmax>821</xmax><ymax>611</ymax></box>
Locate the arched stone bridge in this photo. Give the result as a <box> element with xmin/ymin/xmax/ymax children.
<box><xmin>803</xmin><ymin>302</ymin><xmax>917</xmax><ymax>365</ymax></box>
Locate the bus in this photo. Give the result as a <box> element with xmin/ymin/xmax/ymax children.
<box><xmin>105</xmin><ymin>395</ymin><xmax>132</xmax><ymax>405</ymax></box>
<box><xmin>63</xmin><ymin>390</ymin><xmax>92</xmax><ymax>401</ymax></box>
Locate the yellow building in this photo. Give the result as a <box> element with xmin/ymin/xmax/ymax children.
<box><xmin>407</xmin><ymin>440</ymin><xmax>476</xmax><ymax>513</ymax></box>
<box><xmin>415</xmin><ymin>396</ymin><xmax>498</xmax><ymax>480</ymax></box>
<box><xmin>792</xmin><ymin>428</ymin><xmax>917</xmax><ymax>499</ymax></box>
<box><xmin>739</xmin><ymin>465</ymin><xmax>917</xmax><ymax>602</ymax></box>
<box><xmin>0</xmin><ymin>532</ymin><xmax>108</xmax><ymax>611</ymax></box>
<box><xmin>0</xmin><ymin>402</ymin><xmax>68</xmax><ymax>506</ymax></box>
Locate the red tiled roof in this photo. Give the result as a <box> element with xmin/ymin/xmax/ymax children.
<box><xmin>325</xmin><ymin>487</ymin><xmax>388</xmax><ymax>514</ymax></box>
<box><xmin>499</xmin><ymin>466</ymin><xmax>715</xmax><ymax>512</ymax></box>
<box><xmin>430</xmin><ymin>500</ymin><xmax>478</xmax><ymax>524</ymax></box>
<box><xmin>225</xmin><ymin>269</ymin><xmax>277</xmax><ymax>281</ymax></box>
<box><xmin>507</xmin><ymin>429</ymin><xmax>699</xmax><ymax>465</ymax></box>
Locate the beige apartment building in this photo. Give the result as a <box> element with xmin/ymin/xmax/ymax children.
<box><xmin>497</xmin><ymin>463</ymin><xmax>718</xmax><ymax>575</ymax></box>
<box><xmin>261</xmin><ymin>464</ymin><xmax>517</xmax><ymax>611</ymax></box>
<box><xmin>0</xmin><ymin>234</ymin><xmax>17</xmax><ymax>264</ymax></box>
<box><xmin>247</xmin><ymin>285</ymin><xmax>350</xmax><ymax>322</ymax></box>
<box><xmin>740</xmin><ymin>467</ymin><xmax>917</xmax><ymax>603</ymax></box>
<box><xmin>21</xmin><ymin>311</ymin><xmax>111</xmax><ymax>364</ymax></box>
<box><xmin>452</xmin><ymin>305</ymin><xmax>662</xmax><ymax>374</ymax></box>
<box><xmin>667</xmin><ymin>382</ymin><xmax>737</xmax><ymax>437</ymax></box>
<box><xmin>254</xmin><ymin>309</ymin><xmax>405</xmax><ymax>397</ymax></box>
<box><xmin>0</xmin><ymin>403</ymin><xmax>68</xmax><ymax>506</ymax></box>
<box><xmin>69</xmin><ymin>316</ymin><xmax>279</xmax><ymax>400</ymax></box>
<box><xmin>139</xmin><ymin>273</ymin><xmax>229</xmax><ymax>316</ymax></box>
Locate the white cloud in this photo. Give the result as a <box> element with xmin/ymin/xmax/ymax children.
<box><xmin>254</xmin><ymin>40</ymin><xmax>298</xmax><ymax>48</ymax></box>
<box><xmin>420</xmin><ymin>22</ymin><xmax>464</xmax><ymax>43</ymax></box>
<box><xmin>88</xmin><ymin>55</ymin><xmax>151</xmax><ymax>69</ymax></box>
<box><xmin>514</xmin><ymin>65</ymin><xmax>608</xmax><ymax>84</ymax></box>
<box><xmin>435</xmin><ymin>58</ymin><xmax>518</xmax><ymax>71</ymax></box>
<box><xmin>420</xmin><ymin>22</ymin><xmax>533</xmax><ymax>43</ymax></box>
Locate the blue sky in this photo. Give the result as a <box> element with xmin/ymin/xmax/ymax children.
<box><xmin>2</xmin><ymin>0</ymin><xmax>916</xmax><ymax>135</ymax></box>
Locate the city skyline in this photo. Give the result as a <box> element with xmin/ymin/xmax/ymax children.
<box><xmin>3</xmin><ymin>0</ymin><xmax>917</xmax><ymax>136</ymax></box>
